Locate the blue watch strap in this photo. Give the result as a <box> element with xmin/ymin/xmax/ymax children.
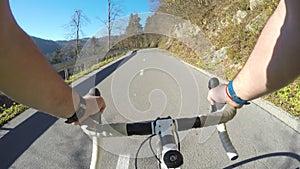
<box><xmin>227</xmin><ymin>81</ymin><xmax>250</xmax><ymax>105</ymax></box>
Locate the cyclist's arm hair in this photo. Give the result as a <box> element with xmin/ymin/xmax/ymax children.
<box><xmin>0</xmin><ymin>0</ymin><xmax>79</xmax><ymax>118</ymax></box>
<box><xmin>232</xmin><ymin>0</ymin><xmax>300</xmax><ymax>101</ymax></box>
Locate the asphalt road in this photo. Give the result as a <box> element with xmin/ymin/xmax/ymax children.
<box><xmin>0</xmin><ymin>48</ymin><xmax>299</xmax><ymax>169</ymax></box>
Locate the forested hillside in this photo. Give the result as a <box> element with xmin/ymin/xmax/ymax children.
<box><xmin>143</xmin><ymin>0</ymin><xmax>299</xmax><ymax>116</ymax></box>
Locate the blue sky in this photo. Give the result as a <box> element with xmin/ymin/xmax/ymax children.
<box><xmin>10</xmin><ymin>0</ymin><xmax>153</xmax><ymax>41</ymax></box>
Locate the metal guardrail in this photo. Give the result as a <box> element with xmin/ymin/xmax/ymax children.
<box><xmin>52</xmin><ymin>55</ymin><xmax>101</xmax><ymax>72</ymax></box>
<box><xmin>52</xmin><ymin>49</ymin><xmax>128</xmax><ymax>79</ymax></box>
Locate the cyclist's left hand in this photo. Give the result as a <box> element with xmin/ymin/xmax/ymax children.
<box><xmin>74</xmin><ymin>95</ymin><xmax>106</xmax><ymax>125</ymax></box>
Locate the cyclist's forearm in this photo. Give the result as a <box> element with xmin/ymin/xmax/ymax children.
<box><xmin>0</xmin><ymin>0</ymin><xmax>78</xmax><ymax>118</ymax></box>
<box><xmin>233</xmin><ymin>0</ymin><xmax>300</xmax><ymax>101</ymax></box>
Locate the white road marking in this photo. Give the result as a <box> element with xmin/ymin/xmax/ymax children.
<box><xmin>116</xmin><ymin>154</ymin><xmax>130</xmax><ymax>169</ymax></box>
<box><xmin>140</xmin><ymin>69</ymin><xmax>144</xmax><ymax>76</ymax></box>
<box><xmin>89</xmin><ymin>137</ymin><xmax>102</xmax><ymax>169</ymax></box>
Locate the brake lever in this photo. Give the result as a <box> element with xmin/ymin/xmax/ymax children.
<box><xmin>87</xmin><ymin>88</ymin><xmax>102</xmax><ymax>124</ymax></box>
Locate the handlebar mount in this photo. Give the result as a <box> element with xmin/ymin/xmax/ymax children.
<box><xmin>153</xmin><ymin>117</ymin><xmax>183</xmax><ymax>168</ymax></box>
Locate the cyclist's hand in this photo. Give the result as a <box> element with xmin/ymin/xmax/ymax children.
<box><xmin>207</xmin><ymin>84</ymin><xmax>243</xmax><ymax>108</ymax></box>
<box><xmin>74</xmin><ymin>95</ymin><xmax>106</xmax><ymax>125</ymax></box>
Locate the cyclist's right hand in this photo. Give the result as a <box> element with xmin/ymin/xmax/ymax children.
<box><xmin>207</xmin><ymin>84</ymin><xmax>243</xmax><ymax>108</ymax></box>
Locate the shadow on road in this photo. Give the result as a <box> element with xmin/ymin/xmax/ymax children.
<box><xmin>0</xmin><ymin>112</ymin><xmax>57</xmax><ymax>169</ymax></box>
<box><xmin>223</xmin><ymin>152</ymin><xmax>300</xmax><ymax>169</ymax></box>
<box><xmin>0</xmin><ymin>52</ymin><xmax>137</xmax><ymax>169</ymax></box>
<box><xmin>73</xmin><ymin>51</ymin><xmax>137</xmax><ymax>95</ymax></box>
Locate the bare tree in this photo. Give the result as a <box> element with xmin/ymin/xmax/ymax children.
<box><xmin>100</xmin><ymin>0</ymin><xmax>122</xmax><ymax>50</ymax></box>
<box><xmin>68</xmin><ymin>10</ymin><xmax>89</xmax><ymax>58</ymax></box>
<box><xmin>108</xmin><ymin>0</ymin><xmax>111</xmax><ymax>50</ymax></box>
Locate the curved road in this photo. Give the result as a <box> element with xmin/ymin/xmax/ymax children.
<box><xmin>0</xmin><ymin>49</ymin><xmax>299</xmax><ymax>169</ymax></box>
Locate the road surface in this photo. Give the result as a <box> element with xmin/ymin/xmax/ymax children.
<box><xmin>0</xmin><ymin>48</ymin><xmax>299</xmax><ymax>169</ymax></box>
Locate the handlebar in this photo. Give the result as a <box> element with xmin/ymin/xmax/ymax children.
<box><xmin>82</xmin><ymin>102</ymin><xmax>236</xmax><ymax>168</ymax></box>
<box><xmin>81</xmin><ymin>77</ymin><xmax>238</xmax><ymax>168</ymax></box>
<box><xmin>82</xmin><ymin>104</ymin><xmax>236</xmax><ymax>136</ymax></box>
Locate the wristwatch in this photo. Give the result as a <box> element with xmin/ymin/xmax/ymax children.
<box><xmin>226</xmin><ymin>80</ymin><xmax>250</xmax><ymax>105</ymax></box>
<box><xmin>65</xmin><ymin>96</ymin><xmax>87</xmax><ymax>124</ymax></box>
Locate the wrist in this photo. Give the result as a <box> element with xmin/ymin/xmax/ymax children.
<box><xmin>65</xmin><ymin>96</ymin><xmax>87</xmax><ymax>124</ymax></box>
<box><xmin>225</xmin><ymin>81</ymin><xmax>250</xmax><ymax>107</ymax></box>
<box><xmin>225</xmin><ymin>87</ymin><xmax>243</xmax><ymax>108</ymax></box>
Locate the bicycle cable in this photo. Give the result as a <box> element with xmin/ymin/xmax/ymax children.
<box><xmin>149</xmin><ymin>135</ymin><xmax>162</xmax><ymax>168</ymax></box>
<box><xmin>174</xmin><ymin>122</ymin><xmax>181</xmax><ymax>151</ymax></box>
<box><xmin>135</xmin><ymin>134</ymin><xmax>156</xmax><ymax>169</ymax></box>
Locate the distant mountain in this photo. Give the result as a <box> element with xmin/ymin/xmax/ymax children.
<box><xmin>30</xmin><ymin>35</ymin><xmax>122</xmax><ymax>63</ymax></box>
<box><xmin>30</xmin><ymin>36</ymin><xmax>89</xmax><ymax>62</ymax></box>
<box><xmin>30</xmin><ymin>36</ymin><xmax>62</xmax><ymax>57</ymax></box>
<box><xmin>56</xmin><ymin>38</ymin><xmax>89</xmax><ymax>47</ymax></box>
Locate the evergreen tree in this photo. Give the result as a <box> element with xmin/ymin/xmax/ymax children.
<box><xmin>51</xmin><ymin>50</ymin><xmax>63</xmax><ymax>64</ymax></box>
<box><xmin>125</xmin><ymin>14</ymin><xmax>143</xmax><ymax>35</ymax></box>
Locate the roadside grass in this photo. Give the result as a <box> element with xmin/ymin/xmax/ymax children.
<box><xmin>264</xmin><ymin>78</ymin><xmax>300</xmax><ymax>117</ymax></box>
<box><xmin>0</xmin><ymin>54</ymin><xmax>123</xmax><ymax>127</ymax></box>
<box><xmin>0</xmin><ymin>103</ymin><xmax>28</xmax><ymax>127</ymax></box>
<box><xmin>65</xmin><ymin>56</ymin><xmax>121</xmax><ymax>84</ymax></box>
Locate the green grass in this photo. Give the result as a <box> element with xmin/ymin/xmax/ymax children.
<box><xmin>0</xmin><ymin>54</ymin><xmax>123</xmax><ymax>127</ymax></box>
<box><xmin>264</xmin><ymin>79</ymin><xmax>300</xmax><ymax>117</ymax></box>
<box><xmin>65</xmin><ymin>56</ymin><xmax>121</xmax><ymax>84</ymax></box>
<box><xmin>0</xmin><ymin>103</ymin><xmax>28</xmax><ymax>127</ymax></box>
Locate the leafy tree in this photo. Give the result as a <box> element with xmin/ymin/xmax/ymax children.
<box><xmin>125</xmin><ymin>14</ymin><xmax>143</xmax><ymax>35</ymax></box>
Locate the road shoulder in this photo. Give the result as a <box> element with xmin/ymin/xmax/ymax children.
<box><xmin>182</xmin><ymin>60</ymin><xmax>300</xmax><ymax>134</ymax></box>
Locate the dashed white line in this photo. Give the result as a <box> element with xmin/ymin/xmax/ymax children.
<box><xmin>116</xmin><ymin>154</ymin><xmax>130</xmax><ymax>169</ymax></box>
<box><xmin>140</xmin><ymin>69</ymin><xmax>144</xmax><ymax>76</ymax></box>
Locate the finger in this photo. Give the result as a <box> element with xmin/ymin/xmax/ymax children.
<box><xmin>73</xmin><ymin>121</ymin><xmax>80</xmax><ymax>126</ymax></box>
<box><xmin>208</xmin><ymin>97</ymin><xmax>215</xmax><ymax>105</ymax></box>
<box><xmin>97</xmin><ymin>97</ymin><xmax>106</xmax><ymax>114</ymax></box>
<box><xmin>83</xmin><ymin>95</ymin><xmax>100</xmax><ymax>100</ymax></box>
<box><xmin>207</xmin><ymin>91</ymin><xmax>215</xmax><ymax>105</ymax></box>
<box><xmin>78</xmin><ymin>113</ymin><xmax>90</xmax><ymax>125</ymax></box>
<box><xmin>100</xmin><ymin>106</ymin><xmax>105</xmax><ymax>114</ymax></box>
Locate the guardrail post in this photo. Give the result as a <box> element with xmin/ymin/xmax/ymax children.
<box><xmin>64</xmin><ymin>69</ymin><xmax>69</xmax><ymax>80</ymax></box>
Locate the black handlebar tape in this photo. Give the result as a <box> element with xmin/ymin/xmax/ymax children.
<box><xmin>208</xmin><ymin>78</ymin><xmax>238</xmax><ymax>161</ymax></box>
<box><xmin>88</xmin><ymin>88</ymin><xmax>102</xmax><ymax>124</ymax></box>
<box><xmin>127</xmin><ymin>122</ymin><xmax>153</xmax><ymax>136</ymax></box>
<box><xmin>217</xmin><ymin>124</ymin><xmax>238</xmax><ymax>160</ymax></box>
